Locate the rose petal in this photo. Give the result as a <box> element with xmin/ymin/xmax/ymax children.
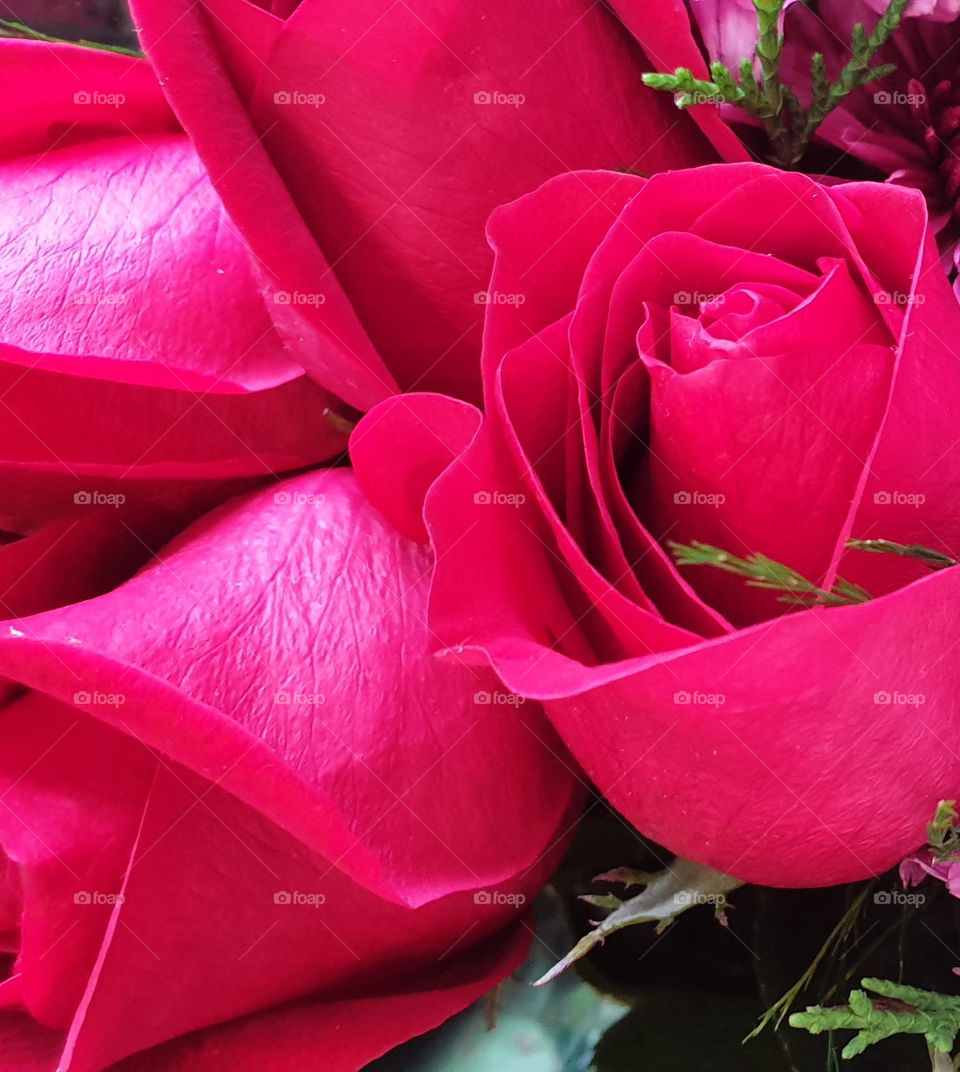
<box><xmin>476</xmin><ymin>566</ymin><xmax>960</xmax><ymax>886</ymax></box>
<box><xmin>0</xmin><ymin>41</ymin><xmax>176</xmax><ymax>159</ymax></box>
<box><xmin>607</xmin><ymin>0</ymin><xmax>753</xmax><ymax>160</ymax></box>
<box><xmin>132</xmin><ymin>0</ymin><xmax>715</xmax><ymax>405</ymax></box>
<box><xmin>351</xmin><ymin>394</ymin><xmax>481</xmax><ymax>544</ymax></box>
<box><xmin>110</xmin><ymin>927</ymin><xmax>531</xmax><ymax>1072</ymax></box>
<box><xmin>0</xmin><ymin>472</ymin><xmax>576</xmax><ymax>907</ymax></box>
<box><xmin>125</xmin><ymin>0</ymin><xmax>396</xmax><ymax>410</ymax></box>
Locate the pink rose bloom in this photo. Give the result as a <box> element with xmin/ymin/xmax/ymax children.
<box><xmin>355</xmin><ymin>161</ymin><xmax>960</xmax><ymax>888</ymax></box>
<box><xmin>0</xmin><ymin>471</ymin><xmax>578</xmax><ymax>1070</ymax></box>
<box><xmin>785</xmin><ymin>1</ymin><xmax>960</xmax><ymax>278</ymax></box>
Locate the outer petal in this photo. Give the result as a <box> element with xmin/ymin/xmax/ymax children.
<box><xmin>834</xmin><ymin>183</ymin><xmax>960</xmax><ymax>594</ymax></box>
<box><xmin>0</xmin><ymin>135</ymin><xmax>301</xmax><ymax>391</ymax></box>
<box><xmin>474</xmin><ymin>567</ymin><xmax>960</xmax><ymax>887</ymax></box>
<box><xmin>4</xmin><ymin>930</ymin><xmax>529</xmax><ymax>1072</ymax></box>
<box><xmin>0</xmin><ymin>41</ymin><xmax>347</xmax><ymax>530</ymax></box>
<box><xmin>111</xmin><ymin>928</ymin><xmax>531</xmax><ymax>1072</ymax></box>
<box><xmin>127</xmin><ymin>0</ymin><xmax>400</xmax><ymax>411</ymax></box>
<box><xmin>351</xmin><ymin>393</ymin><xmax>481</xmax><ymax>544</ymax></box>
<box><xmin>131</xmin><ymin>0</ymin><xmax>716</xmax><ymax>405</ymax></box>
<box><xmin>0</xmin><ymin>40</ymin><xmax>176</xmax><ymax>159</ymax></box>
<box><xmin>0</xmin><ymin>470</ymin><xmax>576</xmax><ymax>905</ymax></box>
<box><xmin>0</xmin><ymin>492</ymin><xmax>228</xmax><ymax>620</ymax></box>
<box><xmin>0</xmin><ymin>472</ymin><xmax>574</xmax><ymax>1065</ymax></box>
<box><xmin>482</xmin><ymin>170</ymin><xmax>647</xmax><ymax>385</ymax></box>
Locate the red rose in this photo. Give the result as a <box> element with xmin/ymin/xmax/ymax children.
<box><xmin>130</xmin><ymin>0</ymin><xmax>744</xmax><ymax>410</ymax></box>
<box><xmin>355</xmin><ymin>162</ymin><xmax>960</xmax><ymax>886</ymax></box>
<box><xmin>0</xmin><ymin>40</ymin><xmax>347</xmax><ymax>533</ymax></box>
<box><xmin>0</xmin><ymin>471</ymin><xmax>577</xmax><ymax>1069</ymax></box>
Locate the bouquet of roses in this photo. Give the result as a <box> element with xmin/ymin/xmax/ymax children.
<box><xmin>2</xmin><ymin>0</ymin><xmax>960</xmax><ymax>1068</ymax></box>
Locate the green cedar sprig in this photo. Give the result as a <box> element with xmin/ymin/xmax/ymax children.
<box><xmin>847</xmin><ymin>539</ymin><xmax>958</xmax><ymax>571</ymax></box>
<box><xmin>667</xmin><ymin>541</ymin><xmax>871</xmax><ymax>607</ymax></box>
<box><xmin>668</xmin><ymin>536</ymin><xmax>957</xmax><ymax>610</ymax></box>
<box><xmin>642</xmin><ymin>0</ymin><xmax>908</xmax><ymax>167</ymax></box>
<box><xmin>789</xmin><ymin>979</ymin><xmax>960</xmax><ymax>1060</ymax></box>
